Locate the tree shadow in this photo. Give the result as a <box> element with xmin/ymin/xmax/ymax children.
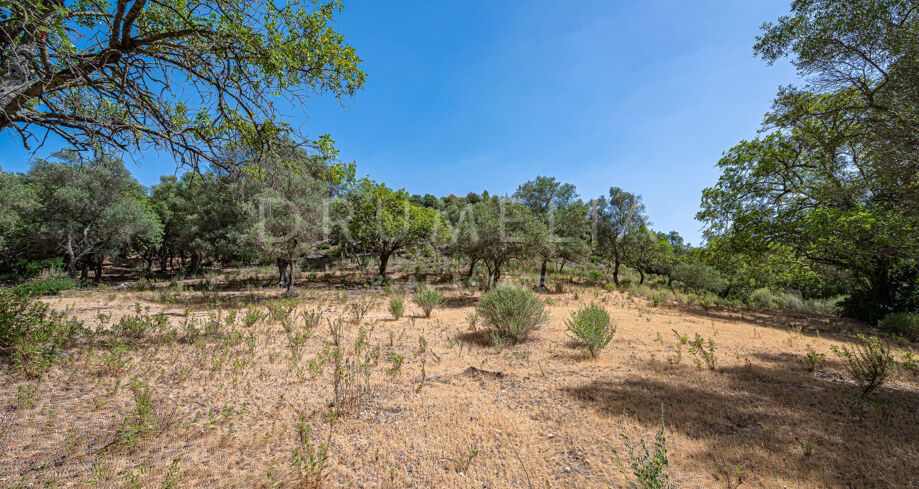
<box><xmin>562</xmin><ymin>358</ymin><xmax>919</xmax><ymax>488</ymax></box>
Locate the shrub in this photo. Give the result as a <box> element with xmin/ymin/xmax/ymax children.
<box><xmin>613</xmin><ymin>405</ymin><xmax>674</xmax><ymax>489</ymax></box>
<box><xmin>878</xmin><ymin>312</ymin><xmax>919</xmax><ymax>342</ymax></box>
<box><xmin>671</xmin><ymin>260</ymin><xmax>727</xmax><ymax>294</ymax></box>
<box><xmin>0</xmin><ymin>290</ymin><xmax>84</xmax><ymax>376</ymax></box>
<box><xmin>476</xmin><ymin>285</ymin><xmax>547</xmax><ymax>344</ymax></box>
<box><xmin>13</xmin><ymin>276</ymin><xmax>79</xmax><ymax>297</ymax></box>
<box><xmin>749</xmin><ymin>288</ymin><xmax>780</xmax><ymax>309</ymax></box>
<box><xmin>388</xmin><ymin>296</ymin><xmax>405</xmax><ymax>319</ymax></box>
<box><xmin>832</xmin><ymin>335</ymin><xmax>892</xmax><ymax>400</ymax></box>
<box><xmin>413</xmin><ymin>287</ymin><xmax>443</xmax><ymax>318</ymax></box>
<box><xmin>567</xmin><ymin>303</ymin><xmax>615</xmax><ymax>356</ymax></box>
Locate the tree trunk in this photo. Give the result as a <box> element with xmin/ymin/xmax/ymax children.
<box><xmin>94</xmin><ymin>258</ymin><xmax>103</xmax><ymax>283</ymax></box>
<box><xmin>80</xmin><ymin>260</ymin><xmax>89</xmax><ymax>282</ymax></box>
<box><xmin>277</xmin><ymin>257</ymin><xmax>290</xmax><ymax>287</ymax></box>
<box><xmin>64</xmin><ymin>230</ymin><xmax>78</xmax><ymax>280</ymax></box>
<box><xmin>538</xmin><ymin>259</ymin><xmax>549</xmax><ymax>289</ymax></box>
<box><xmin>378</xmin><ymin>251</ymin><xmax>391</xmax><ymax>281</ymax></box>
<box><xmin>284</xmin><ymin>256</ymin><xmax>297</xmax><ymax>297</ymax></box>
<box><xmin>466</xmin><ymin>258</ymin><xmax>477</xmax><ymax>279</ymax></box>
<box><xmin>638</xmin><ymin>269</ymin><xmax>645</xmax><ymax>285</ymax></box>
<box><xmin>612</xmin><ymin>258</ymin><xmax>621</xmax><ymax>287</ymax></box>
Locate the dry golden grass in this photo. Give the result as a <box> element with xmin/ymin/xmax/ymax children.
<box><xmin>1</xmin><ymin>272</ymin><xmax>918</xmax><ymax>488</ymax></box>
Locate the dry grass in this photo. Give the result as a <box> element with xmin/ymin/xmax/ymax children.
<box><xmin>1</xmin><ymin>270</ymin><xmax>918</xmax><ymax>488</ymax></box>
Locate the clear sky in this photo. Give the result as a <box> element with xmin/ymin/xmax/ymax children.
<box><xmin>0</xmin><ymin>0</ymin><xmax>798</xmax><ymax>245</ymax></box>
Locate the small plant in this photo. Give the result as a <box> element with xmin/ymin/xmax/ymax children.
<box><xmin>878</xmin><ymin>312</ymin><xmax>919</xmax><ymax>342</ymax></box>
<box><xmin>476</xmin><ymin>285</ymin><xmax>547</xmax><ymax>344</ymax></box>
<box><xmin>686</xmin><ymin>333</ymin><xmax>716</xmax><ymax>370</ymax></box>
<box><xmin>291</xmin><ymin>411</ymin><xmax>328</xmax><ymax>487</ymax></box>
<box><xmin>832</xmin><ymin>335</ymin><xmax>892</xmax><ymax>401</ymax></box>
<box><xmin>803</xmin><ymin>345</ymin><xmax>825</xmax><ymax>373</ymax></box>
<box><xmin>385</xmin><ymin>350</ymin><xmax>405</xmax><ymax>375</ymax></box>
<box><xmin>388</xmin><ymin>296</ymin><xmax>405</xmax><ymax>320</ymax></box>
<box><xmin>566</xmin><ymin>302</ymin><xmax>616</xmax><ymax>357</ymax></box>
<box><xmin>350</xmin><ymin>295</ymin><xmax>375</xmax><ymax>321</ymax></box>
<box><xmin>413</xmin><ymin>287</ymin><xmax>443</xmax><ymax>318</ymax></box>
<box><xmin>242</xmin><ymin>308</ymin><xmax>265</xmax><ymax>328</ymax></box>
<box><xmin>613</xmin><ymin>405</ymin><xmax>674</xmax><ymax>489</ymax></box>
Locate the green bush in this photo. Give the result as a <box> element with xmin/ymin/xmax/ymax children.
<box><xmin>476</xmin><ymin>285</ymin><xmax>547</xmax><ymax>344</ymax></box>
<box><xmin>413</xmin><ymin>287</ymin><xmax>443</xmax><ymax>318</ymax></box>
<box><xmin>613</xmin><ymin>406</ymin><xmax>674</xmax><ymax>489</ymax></box>
<box><xmin>832</xmin><ymin>335</ymin><xmax>892</xmax><ymax>400</ymax></box>
<box><xmin>671</xmin><ymin>260</ymin><xmax>727</xmax><ymax>294</ymax></box>
<box><xmin>389</xmin><ymin>295</ymin><xmax>405</xmax><ymax>319</ymax></box>
<box><xmin>567</xmin><ymin>303</ymin><xmax>615</xmax><ymax>356</ymax></box>
<box><xmin>878</xmin><ymin>312</ymin><xmax>919</xmax><ymax>342</ymax></box>
<box><xmin>0</xmin><ymin>290</ymin><xmax>84</xmax><ymax>376</ymax></box>
<box><xmin>13</xmin><ymin>276</ymin><xmax>79</xmax><ymax>297</ymax></box>
<box><xmin>749</xmin><ymin>288</ymin><xmax>780</xmax><ymax>309</ymax></box>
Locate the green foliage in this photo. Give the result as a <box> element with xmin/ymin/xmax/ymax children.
<box><xmin>878</xmin><ymin>313</ymin><xmax>919</xmax><ymax>342</ymax></box>
<box><xmin>670</xmin><ymin>259</ymin><xmax>727</xmax><ymax>294</ymax></box>
<box><xmin>749</xmin><ymin>288</ymin><xmax>780</xmax><ymax>309</ymax></box>
<box><xmin>12</xmin><ymin>276</ymin><xmax>79</xmax><ymax>297</ymax></box>
<box><xmin>0</xmin><ymin>290</ymin><xmax>84</xmax><ymax>376</ymax></box>
<box><xmin>25</xmin><ymin>153</ymin><xmax>163</xmax><ymax>280</ymax></box>
<box><xmin>700</xmin><ymin>0</ymin><xmax>919</xmax><ymax>323</ymax></box>
<box><xmin>566</xmin><ymin>302</ymin><xmax>616</xmax><ymax>356</ymax></box>
<box><xmin>613</xmin><ymin>406</ymin><xmax>674</xmax><ymax>489</ymax></box>
<box><xmin>412</xmin><ymin>288</ymin><xmax>443</xmax><ymax>318</ymax></box>
<box><xmin>476</xmin><ymin>285</ymin><xmax>547</xmax><ymax>343</ymax></box>
<box><xmin>832</xmin><ymin>336</ymin><xmax>892</xmax><ymax>400</ymax></box>
<box><xmin>3</xmin><ymin>0</ymin><xmax>364</xmax><ymax>170</ymax></box>
<box><xmin>388</xmin><ymin>296</ymin><xmax>405</xmax><ymax>319</ymax></box>
<box><xmin>343</xmin><ymin>179</ymin><xmax>447</xmax><ymax>279</ymax></box>
<box><xmin>292</xmin><ymin>412</ymin><xmax>328</xmax><ymax>485</ymax></box>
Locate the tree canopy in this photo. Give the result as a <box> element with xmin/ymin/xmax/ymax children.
<box><xmin>0</xmin><ymin>0</ymin><xmax>365</xmax><ymax>170</ymax></box>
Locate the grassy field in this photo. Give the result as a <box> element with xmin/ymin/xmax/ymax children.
<box><xmin>1</xmin><ymin>268</ymin><xmax>917</xmax><ymax>488</ymax></box>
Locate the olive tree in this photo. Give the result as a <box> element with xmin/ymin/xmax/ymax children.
<box><xmin>513</xmin><ymin>176</ymin><xmax>590</xmax><ymax>289</ymax></box>
<box><xmin>238</xmin><ymin>162</ymin><xmax>329</xmax><ymax>297</ymax></box>
<box><xmin>593</xmin><ymin>187</ymin><xmax>646</xmax><ymax>287</ymax></box>
<box><xmin>26</xmin><ymin>151</ymin><xmax>162</xmax><ymax>280</ymax></box>
<box><xmin>345</xmin><ymin>179</ymin><xmax>446</xmax><ymax>280</ymax></box>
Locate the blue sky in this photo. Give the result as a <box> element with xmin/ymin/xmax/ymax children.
<box><xmin>0</xmin><ymin>0</ymin><xmax>798</xmax><ymax>245</ymax></box>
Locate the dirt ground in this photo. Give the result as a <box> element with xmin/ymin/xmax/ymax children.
<box><xmin>1</xmin><ymin>271</ymin><xmax>918</xmax><ymax>488</ymax></box>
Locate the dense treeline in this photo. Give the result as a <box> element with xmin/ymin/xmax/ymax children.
<box><xmin>0</xmin><ymin>147</ymin><xmax>851</xmax><ymax>316</ymax></box>
<box><xmin>1</xmin><ymin>0</ymin><xmax>916</xmax><ymax>326</ymax></box>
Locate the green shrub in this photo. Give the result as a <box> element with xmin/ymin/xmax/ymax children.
<box><xmin>613</xmin><ymin>406</ymin><xmax>674</xmax><ymax>489</ymax></box>
<box><xmin>476</xmin><ymin>285</ymin><xmax>547</xmax><ymax>344</ymax></box>
<box><xmin>832</xmin><ymin>335</ymin><xmax>892</xmax><ymax>400</ymax></box>
<box><xmin>567</xmin><ymin>303</ymin><xmax>615</xmax><ymax>356</ymax></box>
<box><xmin>388</xmin><ymin>296</ymin><xmax>405</xmax><ymax>319</ymax></box>
<box><xmin>878</xmin><ymin>312</ymin><xmax>919</xmax><ymax>342</ymax></box>
<box><xmin>413</xmin><ymin>287</ymin><xmax>443</xmax><ymax>318</ymax></box>
<box><xmin>749</xmin><ymin>288</ymin><xmax>780</xmax><ymax>309</ymax></box>
<box><xmin>13</xmin><ymin>276</ymin><xmax>79</xmax><ymax>297</ymax></box>
<box><xmin>0</xmin><ymin>290</ymin><xmax>84</xmax><ymax>376</ymax></box>
<box><xmin>671</xmin><ymin>260</ymin><xmax>727</xmax><ymax>294</ymax></box>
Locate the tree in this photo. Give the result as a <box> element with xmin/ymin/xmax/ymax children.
<box><xmin>593</xmin><ymin>187</ymin><xmax>646</xmax><ymax>287</ymax></box>
<box><xmin>700</xmin><ymin>0</ymin><xmax>919</xmax><ymax>321</ymax></box>
<box><xmin>454</xmin><ymin>196</ymin><xmax>541</xmax><ymax>289</ymax></box>
<box><xmin>0</xmin><ymin>167</ymin><xmax>35</xmax><ymax>255</ymax></box>
<box><xmin>26</xmin><ymin>151</ymin><xmax>162</xmax><ymax>280</ymax></box>
<box><xmin>346</xmin><ymin>179</ymin><xmax>446</xmax><ymax>281</ymax></box>
<box><xmin>238</xmin><ymin>161</ymin><xmax>329</xmax><ymax>297</ymax></box>
<box><xmin>622</xmin><ymin>227</ymin><xmax>672</xmax><ymax>285</ymax></box>
<box><xmin>513</xmin><ymin>176</ymin><xmax>589</xmax><ymax>289</ymax></box>
<box><xmin>0</xmin><ymin>0</ymin><xmax>364</xmax><ymax>170</ymax></box>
